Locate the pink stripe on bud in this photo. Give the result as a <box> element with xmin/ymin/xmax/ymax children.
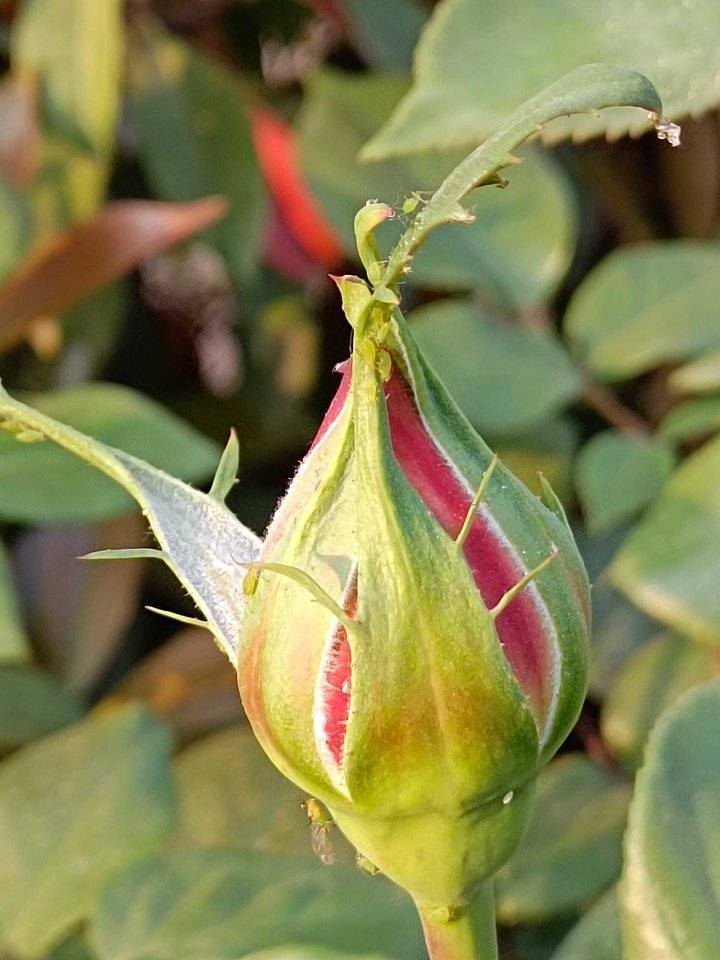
<box><xmin>384</xmin><ymin>370</ymin><xmax>553</xmax><ymax>723</ymax></box>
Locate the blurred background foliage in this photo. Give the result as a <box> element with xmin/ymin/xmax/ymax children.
<box><xmin>1</xmin><ymin>0</ymin><xmax>720</xmax><ymax>958</ymax></box>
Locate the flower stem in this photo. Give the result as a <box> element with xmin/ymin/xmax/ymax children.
<box><xmin>415</xmin><ymin>884</ymin><xmax>498</xmax><ymax>960</ymax></box>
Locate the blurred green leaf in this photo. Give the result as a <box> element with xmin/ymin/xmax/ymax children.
<box><xmin>131</xmin><ymin>32</ymin><xmax>265</xmax><ymax>287</ymax></box>
<box><xmin>610</xmin><ymin>434</ymin><xmax>720</xmax><ymax>646</ymax></box>
<box><xmin>90</xmin><ymin>849</ymin><xmax>424</xmax><ymax>959</ymax></box>
<box><xmin>660</xmin><ymin>395</ymin><xmax>720</xmax><ymax>442</ymax></box>
<box><xmin>0</xmin><ymin>383</ymin><xmax>260</xmax><ymax>667</ymax></box>
<box><xmin>242</xmin><ymin>949</ymin><xmax>386</xmax><ymax>960</ymax></box>
<box><xmin>669</xmin><ymin>351</ymin><xmax>720</xmax><ymax>395</ymax></box>
<box><xmin>340</xmin><ymin>0</ymin><xmax>426</xmax><ymax>71</ymax></box>
<box><xmin>0</xmin><ymin>176</ymin><xmax>31</xmax><ymax>282</ymax></box>
<box><xmin>565</xmin><ymin>242</ymin><xmax>720</xmax><ymax>382</ymax></box>
<box><xmin>575</xmin><ymin>430</ymin><xmax>676</xmax><ymax>535</ymax></box>
<box><xmin>12</xmin><ymin>0</ymin><xmax>123</xmax><ymax>153</ymax></box>
<box><xmin>601</xmin><ymin>634</ymin><xmax>716</xmax><ymax>770</ymax></box>
<box><xmin>493</xmin><ymin>418</ymin><xmax>578</xmax><ymax>504</ymax></box>
<box><xmin>175</xmin><ymin>726</ymin><xmax>317</xmax><ymax>857</ymax></box>
<box><xmin>411</xmin><ymin>299</ymin><xmax>580</xmax><ymax>435</ymax></box>
<box><xmin>42</xmin><ymin>933</ymin><xmax>97</xmax><ymax>960</ymax></box>
<box><xmin>298</xmin><ymin>70</ymin><xmax>577</xmax><ymax>311</ymax></box>
<box><xmin>0</xmin><ymin>383</ymin><xmax>220</xmax><ymax>523</ymax></box>
<box><xmin>496</xmin><ymin>755</ymin><xmax>629</xmax><ymax>923</ymax></box>
<box><xmin>362</xmin><ymin>0</ymin><xmax>716</xmax><ymax>156</ymax></box>
<box><xmin>550</xmin><ymin>889</ymin><xmax>620</xmax><ymax>960</ymax></box>
<box><xmin>0</xmin><ymin>667</ymin><xmax>82</xmax><ymax>751</ymax></box>
<box><xmin>0</xmin><ymin>541</ymin><xmax>29</xmax><ymax>663</ymax></box>
<box><xmin>0</xmin><ymin>704</ymin><xmax>176</xmax><ymax>958</ymax></box>
<box><xmin>621</xmin><ymin>680</ymin><xmax>720</xmax><ymax>959</ymax></box>
<box><xmin>574</xmin><ymin>529</ymin><xmax>659</xmax><ymax>699</ymax></box>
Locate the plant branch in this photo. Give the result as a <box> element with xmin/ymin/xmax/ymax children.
<box><xmin>416</xmin><ymin>884</ymin><xmax>498</xmax><ymax>960</ymax></box>
<box><xmin>581</xmin><ymin>377</ymin><xmax>652</xmax><ymax>437</ymax></box>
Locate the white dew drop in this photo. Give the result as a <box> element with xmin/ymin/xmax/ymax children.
<box><xmin>503</xmin><ymin>790</ymin><xmax>514</xmax><ymax>806</ymax></box>
<box><xmin>649</xmin><ymin>113</ymin><xmax>681</xmax><ymax>147</ymax></box>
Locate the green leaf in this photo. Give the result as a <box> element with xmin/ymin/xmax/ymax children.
<box><xmin>0</xmin><ymin>382</ymin><xmax>261</xmax><ymax>666</ymax></box>
<box><xmin>242</xmin><ymin>949</ymin><xmax>385</xmax><ymax>960</ymax></box>
<box><xmin>174</xmin><ymin>726</ymin><xmax>316</xmax><ymax>857</ymax></box>
<box><xmin>0</xmin><ymin>382</ymin><xmax>220</xmax><ymax>524</ymax></box>
<box><xmin>130</xmin><ymin>31</ymin><xmax>265</xmax><ymax>286</ymax></box>
<box><xmin>0</xmin><ymin>175</ymin><xmax>31</xmax><ymax>283</ymax></box>
<box><xmin>551</xmin><ymin>889</ymin><xmax>621</xmax><ymax>960</ymax></box>
<box><xmin>371</xmin><ymin>65</ymin><xmax>661</xmax><ymax>303</ymax></box>
<box><xmin>493</xmin><ymin>418</ymin><xmax>578</xmax><ymax>505</ymax></box>
<box><xmin>565</xmin><ymin>242</ymin><xmax>720</xmax><ymax>382</ymax></box>
<box><xmin>210</xmin><ymin>430</ymin><xmax>240</xmax><ymax>503</ymax></box>
<box><xmin>12</xmin><ymin>0</ymin><xmax>123</xmax><ymax>153</ymax></box>
<box><xmin>660</xmin><ymin>395</ymin><xmax>720</xmax><ymax>442</ymax></box>
<box><xmin>411</xmin><ymin>299</ymin><xmax>580</xmax><ymax>434</ymax></box>
<box><xmin>298</xmin><ymin>70</ymin><xmax>578</xmax><ymax>310</ymax></box>
<box><xmin>0</xmin><ymin>541</ymin><xmax>29</xmax><ymax>663</ymax></box>
<box><xmin>601</xmin><ymin>634</ymin><xmax>716</xmax><ymax>771</ymax></box>
<box><xmin>89</xmin><ymin>849</ymin><xmax>424</xmax><ymax>959</ymax></box>
<box><xmin>0</xmin><ymin>704</ymin><xmax>176</xmax><ymax>958</ymax></box>
<box><xmin>610</xmin><ymin>434</ymin><xmax>720</xmax><ymax>646</ymax></box>
<box><xmin>574</xmin><ymin>430</ymin><xmax>676</xmax><ymax>535</ymax></box>
<box><xmin>496</xmin><ymin>755</ymin><xmax>629</xmax><ymax>923</ymax></box>
<box><xmin>620</xmin><ymin>680</ymin><xmax>720</xmax><ymax>959</ymax></box>
<box><xmin>362</xmin><ymin>0</ymin><xmax>708</xmax><ymax>157</ymax></box>
<box><xmin>669</xmin><ymin>351</ymin><xmax>720</xmax><ymax>395</ymax></box>
<box><xmin>340</xmin><ymin>0</ymin><xmax>426</xmax><ymax>71</ymax></box>
<box><xmin>0</xmin><ymin>667</ymin><xmax>82</xmax><ymax>752</ymax></box>
<box><xmin>46</xmin><ymin>934</ymin><xmax>98</xmax><ymax>960</ymax></box>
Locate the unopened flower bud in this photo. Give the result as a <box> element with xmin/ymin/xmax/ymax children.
<box><xmin>237</xmin><ymin>275</ymin><xmax>589</xmax><ymax>916</ymax></box>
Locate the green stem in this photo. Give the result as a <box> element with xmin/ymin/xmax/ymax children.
<box><xmin>415</xmin><ymin>884</ymin><xmax>498</xmax><ymax>960</ymax></box>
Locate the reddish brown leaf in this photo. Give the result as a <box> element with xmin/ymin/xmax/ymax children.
<box><xmin>0</xmin><ymin>196</ymin><xmax>227</xmax><ymax>352</ymax></box>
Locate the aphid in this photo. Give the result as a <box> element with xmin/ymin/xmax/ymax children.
<box><xmin>303</xmin><ymin>797</ymin><xmax>336</xmax><ymax>865</ymax></box>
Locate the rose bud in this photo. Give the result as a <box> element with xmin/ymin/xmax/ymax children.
<box><xmin>237</xmin><ymin>266</ymin><xmax>590</xmax><ymax>932</ymax></box>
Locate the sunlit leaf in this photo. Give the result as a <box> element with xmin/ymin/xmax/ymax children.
<box><xmin>411</xmin><ymin>299</ymin><xmax>580</xmax><ymax>434</ymax></box>
<box><xmin>621</xmin><ymin>680</ymin><xmax>720</xmax><ymax>959</ymax></box>
<box><xmin>90</xmin><ymin>849</ymin><xmax>424</xmax><ymax>959</ymax></box>
<box><xmin>601</xmin><ymin>634</ymin><xmax>716</xmax><ymax>770</ymax></box>
<box><xmin>0</xmin><ymin>197</ymin><xmax>226</xmax><ymax>353</ymax></box>
<box><xmin>0</xmin><ymin>541</ymin><xmax>29</xmax><ymax>663</ymax></box>
<box><xmin>660</xmin><ymin>395</ymin><xmax>720</xmax><ymax>442</ymax></box>
<box><xmin>174</xmin><ymin>725</ymin><xmax>318</xmax><ymax>857</ymax></box>
<box><xmin>298</xmin><ymin>70</ymin><xmax>578</xmax><ymax>310</ymax></box>
<box><xmin>610</xmin><ymin>434</ymin><xmax>720</xmax><ymax>646</ymax></box>
<box><xmin>669</xmin><ymin>351</ymin><xmax>720</xmax><ymax>395</ymax></box>
<box><xmin>363</xmin><ymin>0</ymin><xmax>712</xmax><ymax>157</ymax></box>
<box><xmin>0</xmin><ymin>705</ymin><xmax>175</xmax><ymax>958</ymax></box>
<box><xmin>575</xmin><ymin>430</ymin><xmax>676</xmax><ymax>534</ymax></box>
<box><xmin>0</xmin><ymin>383</ymin><xmax>220</xmax><ymax>523</ymax></box>
<box><xmin>0</xmin><ymin>384</ymin><xmax>260</xmax><ymax>665</ymax></box>
<box><xmin>551</xmin><ymin>889</ymin><xmax>621</xmax><ymax>960</ymax></box>
<box><xmin>0</xmin><ymin>176</ymin><xmax>31</xmax><ymax>284</ymax></box>
<box><xmin>130</xmin><ymin>31</ymin><xmax>265</xmax><ymax>287</ymax></box>
<box><xmin>12</xmin><ymin>0</ymin><xmax>123</xmax><ymax>153</ymax></box>
<box><xmin>565</xmin><ymin>242</ymin><xmax>720</xmax><ymax>382</ymax></box>
<box><xmin>496</xmin><ymin>755</ymin><xmax>629</xmax><ymax>923</ymax></box>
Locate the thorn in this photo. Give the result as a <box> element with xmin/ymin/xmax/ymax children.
<box><xmin>455</xmin><ymin>454</ymin><xmax>499</xmax><ymax>550</ymax></box>
<box><xmin>79</xmin><ymin>548</ymin><xmax>166</xmax><ymax>562</ymax></box>
<box><xmin>241</xmin><ymin>561</ymin><xmax>359</xmax><ymax>636</ymax></box>
<box><xmin>145</xmin><ymin>606</ymin><xmax>211</xmax><ymax>631</ymax></box>
<box><xmin>491</xmin><ymin>547</ymin><xmax>559</xmax><ymax>619</ymax></box>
